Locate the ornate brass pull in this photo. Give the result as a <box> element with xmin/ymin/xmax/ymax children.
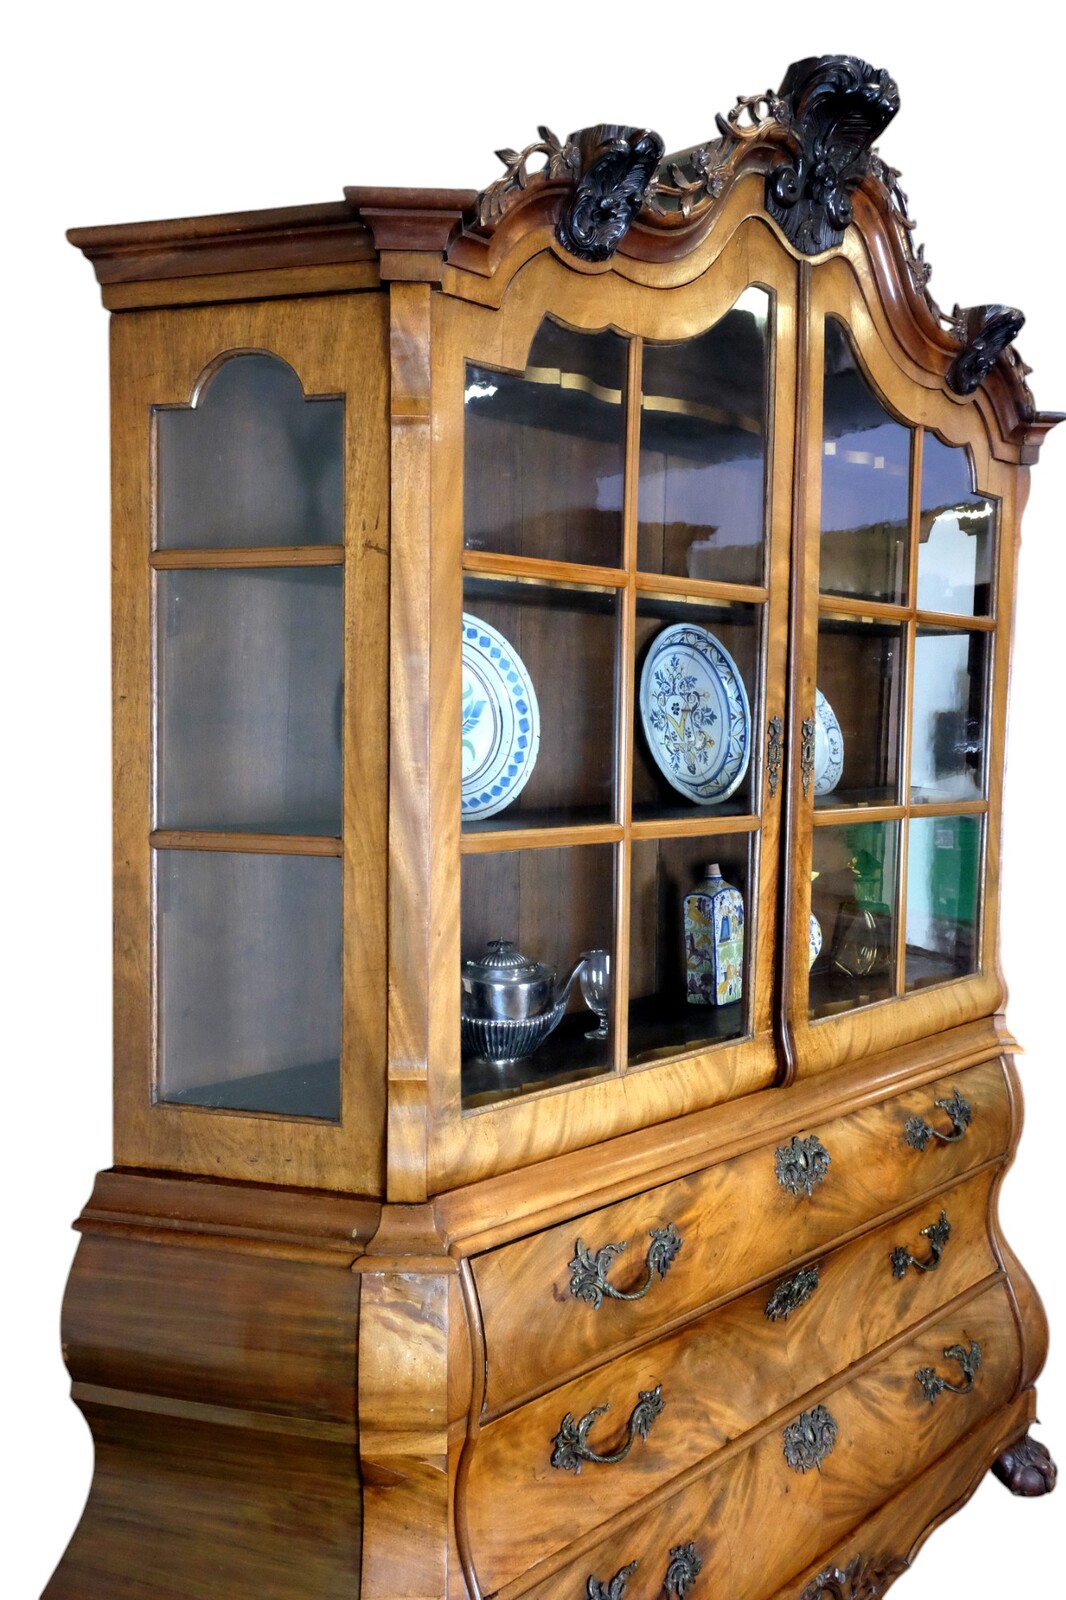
<box><xmin>551</xmin><ymin>1384</ymin><xmax>664</xmax><ymax>1473</ymax></box>
<box><xmin>890</xmin><ymin>1210</ymin><xmax>951</xmax><ymax>1279</ymax></box>
<box><xmin>766</xmin><ymin>1263</ymin><xmax>821</xmax><ymax>1321</ymax></box>
<box><xmin>775</xmin><ymin>1134</ymin><xmax>831</xmax><ymax>1198</ymax></box>
<box><xmin>783</xmin><ymin>1403</ymin><xmax>839</xmax><ymax>1473</ymax></box>
<box><xmin>915</xmin><ymin>1340</ymin><xmax>982</xmax><ymax>1403</ymax></box>
<box><xmin>904</xmin><ymin>1088</ymin><xmax>972</xmax><ymax>1151</ymax></box>
<box><xmin>569</xmin><ymin>1224</ymin><xmax>683</xmax><ymax>1309</ymax></box>
<box><xmin>587</xmin><ymin>1542</ymin><xmax>702</xmax><ymax>1600</ymax></box>
<box><xmin>767</xmin><ymin>715</ymin><xmax>784</xmax><ymax>798</ymax></box>
<box><xmin>800</xmin><ymin>714</ymin><xmax>817</xmax><ymax>798</ymax></box>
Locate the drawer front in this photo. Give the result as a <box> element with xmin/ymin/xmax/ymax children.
<box><xmin>473</xmin><ymin>1060</ymin><xmax>1010</xmax><ymax>1413</ymax></box>
<box><xmin>463</xmin><ymin>1169</ymin><xmax>1000</xmax><ymax>1594</ymax></box>
<box><xmin>515</xmin><ymin>1281</ymin><xmax>1019</xmax><ymax>1600</ymax></box>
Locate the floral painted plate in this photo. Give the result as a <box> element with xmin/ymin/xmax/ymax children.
<box><xmin>639</xmin><ymin>623</ymin><xmax>750</xmax><ymax>804</ymax></box>
<box><xmin>461</xmin><ymin>614</ymin><xmax>540</xmax><ymax>821</ymax></box>
<box><xmin>813</xmin><ymin>688</ymin><xmax>844</xmax><ymax>797</ymax></box>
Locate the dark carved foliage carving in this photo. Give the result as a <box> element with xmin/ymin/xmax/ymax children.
<box><xmin>475</xmin><ymin>127</ymin><xmax>580</xmax><ymax>229</ymax></box>
<box><xmin>948</xmin><ymin>304</ymin><xmax>1026</xmax><ymax>396</ymax></box>
<box><xmin>992</xmin><ymin>1431</ymin><xmax>1059</xmax><ymax>1497</ymax></box>
<box><xmin>799</xmin><ymin>1554</ymin><xmax>909</xmax><ymax>1600</ymax></box>
<box><xmin>766</xmin><ymin>1263</ymin><xmax>821</xmax><ymax>1321</ymax></box>
<box><xmin>764</xmin><ymin>56</ymin><xmax>900</xmax><ymax>255</ymax></box>
<box><xmin>783</xmin><ymin>1404</ymin><xmax>838</xmax><ymax>1473</ymax></box>
<box><xmin>558</xmin><ymin>125</ymin><xmax>666</xmax><ymax>262</ymax></box>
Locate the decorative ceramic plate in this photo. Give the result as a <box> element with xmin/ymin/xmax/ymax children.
<box><xmin>461</xmin><ymin>613</ymin><xmax>540</xmax><ymax>821</ymax></box>
<box><xmin>639</xmin><ymin>623</ymin><xmax>751</xmax><ymax>804</ymax></box>
<box><xmin>813</xmin><ymin>688</ymin><xmax>844</xmax><ymax>797</ymax></box>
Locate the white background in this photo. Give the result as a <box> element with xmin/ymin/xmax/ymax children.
<box><xmin>4</xmin><ymin>4</ymin><xmax>1063</xmax><ymax>1596</ymax></box>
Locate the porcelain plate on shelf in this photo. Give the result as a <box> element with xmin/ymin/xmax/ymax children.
<box><xmin>461</xmin><ymin>613</ymin><xmax>541</xmax><ymax>821</ymax></box>
<box><xmin>639</xmin><ymin>622</ymin><xmax>751</xmax><ymax>804</ymax></box>
<box><xmin>814</xmin><ymin>688</ymin><xmax>844</xmax><ymax>797</ymax></box>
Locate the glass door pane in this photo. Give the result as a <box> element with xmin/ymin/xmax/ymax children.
<box><xmin>802</xmin><ymin>310</ymin><xmax>997</xmax><ymax>1031</ymax></box>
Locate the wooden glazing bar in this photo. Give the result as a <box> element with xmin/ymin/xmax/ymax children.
<box><xmin>613</xmin><ymin>335</ymin><xmax>644</xmax><ymax>1075</ymax></box>
<box><xmin>895</xmin><ymin>428</ymin><xmax>924</xmax><ymax>994</ymax></box>
<box><xmin>629</xmin><ymin>814</ymin><xmax>760</xmax><ymax>841</ymax></box>
<box><xmin>633</xmin><ymin>571</ymin><xmax>768</xmax><ymax>606</ymax></box>
<box><xmin>459</xmin><ymin>822</ymin><xmax>624</xmax><ymax>855</ymax></box>
<box><xmin>150</xmin><ymin>829</ymin><xmax>342</xmax><ymax>857</ymax></box>
<box><xmin>816</xmin><ymin>593</ymin><xmax>910</xmax><ymax>623</ymax></box>
<box><xmin>914</xmin><ymin>608</ymin><xmax>997</xmax><ymax>633</ymax></box>
<box><xmin>150</xmin><ymin>545</ymin><xmax>345</xmax><ymax>569</ymax></box>
<box><xmin>811</xmin><ymin>804</ymin><xmax>906</xmax><ymax>827</ymax></box>
<box><xmin>461</xmin><ymin>549</ymin><xmax>626</xmax><ymax>592</ymax></box>
<box><xmin>905</xmin><ymin>798</ymin><xmax>989</xmax><ymax>818</ymax></box>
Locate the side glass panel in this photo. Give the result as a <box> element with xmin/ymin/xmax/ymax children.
<box><xmin>820</xmin><ymin>319</ymin><xmax>911</xmax><ymax>603</ymax></box>
<box><xmin>816</xmin><ymin>615</ymin><xmax>904</xmax><ymax>808</ymax></box>
<box><xmin>810</xmin><ymin>821</ymin><xmax>899</xmax><ymax>1017</ymax></box>
<box><xmin>156</xmin><ymin>353</ymin><xmax>343</xmax><ymax>548</ymax></box>
<box><xmin>157</xmin><ymin>567</ymin><xmax>343</xmax><ymax>833</ymax></box>
<box><xmin>910</xmin><ymin>627</ymin><xmax>989</xmax><ymax>803</ymax></box>
<box><xmin>153</xmin><ymin>351</ymin><xmax>345</xmax><ymax>1120</ymax></box>
<box><xmin>638</xmin><ymin>287</ymin><xmax>769</xmax><ymax>586</ymax></box>
<box><xmin>464</xmin><ymin>321</ymin><xmax>627</xmax><ymax>567</ymax></box>
<box><xmin>157</xmin><ymin>851</ymin><xmax>342</xmax><ymax>1118</ymax></box>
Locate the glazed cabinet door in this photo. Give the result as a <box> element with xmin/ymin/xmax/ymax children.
<box><xmin>784</xmin><ymin>253</ymin><xmax>1014</xmax><ymax>1074</ymax></box>
<box><xmin>111</xmin><ymin>294</ymin><xmax>388</xmax><ymax>1191</ymax></box>
<box><xmin>409</xmin><ymin>216</ymin><xmax>799</xmax><ymax>1193</ymax></box>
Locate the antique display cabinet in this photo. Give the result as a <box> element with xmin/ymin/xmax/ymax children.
<box><xmin>49</xmin><ymin>54</ymin><xmax>1057</xmax><ymax>1600</ymax></box>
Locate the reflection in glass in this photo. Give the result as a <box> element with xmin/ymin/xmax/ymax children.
<box><xmin>156</xmin><ymin>353</ymin><xmax>344</xmax><ymax>549</ymax></box>
<box><xmin>629</xmin><ymin>834</ymin><xmax>750</xmax><ymax>1064</ymax></box>
<box><xmin>632</xmin><ymin>597</ymin><xmax>758</xmax><ymax>821</ymax></box>
<box><xmin>918</xmin><ymin>434</ymin><xmax>996</xmax><ymax>616</ymax></box>
<box><xmin>461</xmin><ymin>578</ymin><xmax>617</xmax><ymax>830</ymax></box>
<box><xmin>464</xmin><ymin>320</ymin><xmax>627</xmax><ymax>567</ymax></box>
<box><xmin>157</xmin><ymin>568</ymin><xmax>344</xmax><ymax>834</ymax></box>
<box><xmin>158</xmin><ymin>851</ymin><xmax>342</xmax><ymax>1119</ymax></box>
<box><xmin>816</xmin><ymin>617</ymin><xmax>905</xmax><ymax>806</ymax></box>
<box><xmin>638</xmin><ymin>288</ymin><xmax>770</xmax><ymax>586</ymax></box>
<box><xmin>906</xmin><ymin>816</ymin><xmax>982</xmax><ymax>990</ymax></box>
<box><xmin>820</xmin><ymin>319</ymin><xmax>911</xmax><ymax>603</ymax></box>
<box><xmin>810</xmin><ymin>821</ymin><xmax>899</xmax><ymax>1017</ymax></box>
<box><xmin>910</xmin><ymin>629</ymin><xmax>989</xmax><ymax>803</ymax></box>
<box><xmin>460</xmin><ymin>845</ymin><xmax>614</xmax><ymax>1106</ymax></box>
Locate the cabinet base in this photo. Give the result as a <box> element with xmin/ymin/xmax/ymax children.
<box><xmin>991</xmin><ymin>1432</ymin><xmax>1058</xmax><ymax>1497</ymax></box>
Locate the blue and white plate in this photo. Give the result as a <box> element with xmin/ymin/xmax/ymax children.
<box><xmin>461</xmin><ymin>614</ymin><xmax>540</xmax><ymax>821</ymax></box>
<box><xmin>639</xmin><ymin>623</ymin><xmax>751</xmax><ymax>804</ymax></box>
<box><xmin>814</xmin><ymin>688</ymin><xmax>844</xmax><ymax>797</ymax></box>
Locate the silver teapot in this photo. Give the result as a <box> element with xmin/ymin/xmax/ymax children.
<box><xmin>461</xmin><ymin>939</ymin><xmax>587</xmax><ymax>1068</ymax></box>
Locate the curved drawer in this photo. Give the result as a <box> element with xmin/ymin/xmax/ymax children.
<box><xmin>472</xmin><ymin>1059</ymin><xmax>1010</xmax><ymax>1414</ymax></box>
<box><xmin>512</xmin><ymin>1280</ymin><xmax>1020</xmax><ymax>1600</ymax></box>
<box><xmin>462</xmin><ymin>1168</ymin><xmax>1001</xmax><ymax>1594</ymax></box>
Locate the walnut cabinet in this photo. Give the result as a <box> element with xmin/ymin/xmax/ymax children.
<box><xmin>48</xmin><ymin>54</ymin><xmax>1057</xmax><ymax>1600</ymax></box>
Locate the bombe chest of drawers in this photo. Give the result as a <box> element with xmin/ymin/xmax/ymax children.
<box><xmin>47</xmin><ymin>51</ymin><xmax>1056</xmax><ymax>1600</ymax></box>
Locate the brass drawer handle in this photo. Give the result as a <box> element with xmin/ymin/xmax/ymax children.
<box><xmin>783</xmin><ymin>1403</ymin><xmax>839</xmax><ymax>1473</ymax></box>
<box><xmin>775</xmin><ymin>1134</ymin><xmax>831</xmax><ymax>1197</ymax></box>
<box><xmin>916</xmin><ymin>1340</ymin><xmax>982</xmax><ymax>1403</ymax></box>
<box><xmin>904</xmin><ymin>1087</ymin><xmax>972</xmax><ymax>1151</ymax></box>
<box><xmin>890</xmin><ymin>1210</ymin><xmax>951</xmax><ymax>1278</ymax></box>
<box><xmin>766</xmin><ymin>1263</ymin><xmax>821</xmax><ymax>1321</ymax></box>
<box><xmin>551</xmin><ymin>1384</ymin><xmax>664</xmax><ymax>1473</ymax></box>
<box><xmin>569</xmin><ymin>1224</ymin><xmax>683</xmax><ymax>1309</ymax></box>
<box><xmin>588</xmin><ymin>1542</ymin><xmax>702</xmax><ymax>1600</ymax></box>
<box><xmin>800</xmin><ymin>714</ymin><xmax>816</xmax><ymax>798</ymax></box>
<box><xmin>767</xmin><ymin>715</ymin><xmax>784</xmax><ymax>798</ymax></box>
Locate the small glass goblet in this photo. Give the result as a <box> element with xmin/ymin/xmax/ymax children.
<box><xmin>579</xmin><ymin>948</ymin><xmax>610</xmax><ymax>1041</ymax></box>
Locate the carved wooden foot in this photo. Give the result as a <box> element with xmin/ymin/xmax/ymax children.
<box><xmin>991</xmin><ymin>1432</ymin><xmax>1058</xmax><ymax>1497</ymax></box>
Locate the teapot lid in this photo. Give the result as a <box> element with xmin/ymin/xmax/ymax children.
<box><xmin>464</xmin><ymin>938</ymin><xmax>549</xmax><ymax>979</ymax></box>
